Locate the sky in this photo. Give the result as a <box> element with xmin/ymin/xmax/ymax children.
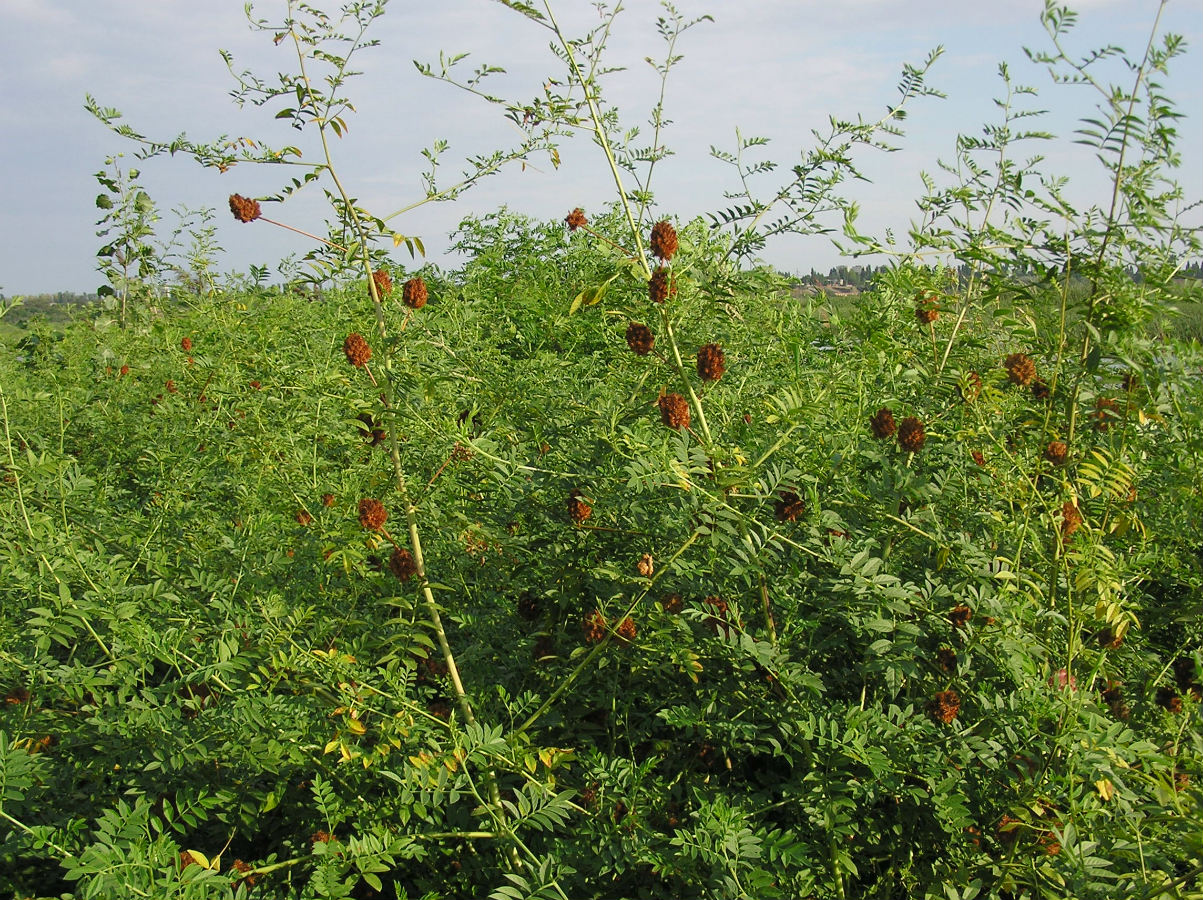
<box><xmin>0</xmin><ymin>0</ymin><xmax>1200</xmax><ymax>296</ymax></box>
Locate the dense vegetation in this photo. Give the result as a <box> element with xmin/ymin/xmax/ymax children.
<box><xmin>2</xmin><ymin>2</ymin><xmax>1201</xmax><ymax>898</ymax></box>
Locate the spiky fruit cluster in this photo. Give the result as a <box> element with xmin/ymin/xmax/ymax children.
<box><xmin>1004</xmin><ymin>353</ymin><xmax>1036</xmax><ymax>387</ymax></box>
<box><xmin>661</xmin><ymin>593</ymin><xmax>684</xmax><ymax>614</ymax></box>
<box><xmin>1060</xmin><ymin>501</ymin><xmax>1082</xmax><ymax>542</ymax></box>
<box><xmin>180</xmin><ymin>337</ymin><xmax>192</xmax><ymax>352</ymax></box>
<box><xmin>295</xmin><ymin>509</ymin><xmax>312</xmax><ymax>526</ymax></box>
<box><xmin>971</xmin><ymin>450</ymin><xmax>986</xmax><ymax>466</ymax></box>
<box><xmin>937</xmin><ymin>648</ymin><xmax>957</xmax><ymax>672</ymax></box>
<box><xmin>565</xmin><ymin>208</ymin><xmax>587</xmax><ymax>231</ymax></box>
<box><xmin>228</xmin><ymin>194</ymin><xmax>261</xmax><ymax>223</ymax></box>
<box><xmin>915</xmin><ymin>292</ymin><xmax>940</xmax><ymax>324</ymax></box>
<box><xmin>1044</xmin><ymin>441</ymin><xmax>1068</xmax><ymax>466</ymax></box>
<box><xmin>389</xmin><ymin>547</ymin><xmax>417</xmax><ymax>581</ymax></box>
<box><xmin>583</xmin><ymin>610</ymin><xmax>607</xmax><ymax>644</ymax></box>
<box><xmin>1031</xmin><ymin>378</ymin><xmax>1050</xmax><ymax>400</ymax></box>
<box><xmin>649</xmin><ymin>220</ymin><xmax>678</xmax><ymax>261</ymax></box>
<box><xmin>929</xmin><ymin>689</ymin><xmax>961</xmax><ymax>723</ymax></box>
<box><xmin>659</xmin><ymin>393</ymin><xmax>690</xmax><ymax>430</ymax></box>
<box><xmin>402</xmin><ymin>276</ymin><xmax>428</xmax><ymax>309</ymax></box>
<box><xmin>321</xmin><ymin>493</ymin><xmax>335</xmax><ymax>507</ymax></box>
<box><xmin>696</xmin><ymin>344</ymin><xmax>726</xmax><ymax>381</ymax></box>
<box><xmin>372</xmin><ymin>268</ymin><xmax>392</xmax><ymax>297</ymax></box>
<box><xmin>567</xmin><ymin>490</ymin><xmax>592</xmax><ymax>525</ymax></box>
<box><xmin>637</xmin><ymin>554</ymin><xmax>654</xmax><ymax>577</ymax></box>
<box><xmin>949</xmin><ymin>605</ymin><xmax>972</xmax><ymax>628</ymax></box>
<box><xmin>775</xmin><ymin>491</ymin><xmax>805</xmax><ymax>523</ymax></box>
<box><xmin>231</xmin><ymin>859</ymin><xmax>259</xmax><ymax>887</ymax></box>
<box><xmin>615</xmin><ymin>617</ymin><xmax>637</xmax><ymax>644</ymax></box>
<box><xmin>870</xmin><ymin>407</ymin><xmax>896</xmax><ymax>439</ymax></box>
<box><xmin>898</xmin><ymin>416</ymin><xmax>926</xmax><ymax>452</ymax></box>
<box><xmin>626</xmin><ymin>322</ymin><xmax>655</xmax><ymax>356</ymax></box>
<box><xmin>1156</xmin><ymin>687</ymin><xmax>1183</xmax><ymax>714</ymax></box>
<box><xmin>343</xmin><ymin>333</ymin><xmax>372</xmax><ymax>367</ymax></box>
<box><xmin>648</xmin><ymin>267</ymin><xmax>673</xmax><ymax>303</ymax></box>
<box><xmin>358</xmin><ymin>498</ymin><xmax>388</xmax><ymax>532</ymax></box>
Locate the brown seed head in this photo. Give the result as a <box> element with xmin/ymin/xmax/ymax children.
<box><xmin>1093</xmin><ymin>397</ymin><xmax>1117</xmax><ymax>431</ymax></box>
<box><xmin>321</xmin><ymin>493</ymin><xmax>335</xmax><ymax>507</ymax></box>
<box><xmin>1060</xmin><ymin>501</ymin><xmax>1083</xmax><ymax>542</ymax></box>
<box><xmin>625</xmin><ymin>322</ymin><xmax>655</xmax><ymax>356</ymax></box>
<box><xmin>649</xmin><ymin>220</ymin><xmax>678</xmax><ymax>261</ymax></box>
<box><xmin>648</xmin><ymin>266</ymin><xmax>674</xmax><ymax>303</ymax></box>
<box><xmin>870</xmin><ymin>407</ymin><xmax>896</xmax><ymax>440</ymax></box>
<box><xmin>180</xmin><ymin>337</ymin><xmax>192</xmax><ymax>352</ymax></box>
<box><xmin>971</xmin><ymin>450</ymin><xmax>986</xmax><ymax>467</ymax></box>
<box><xmin>566</xmin><ymin>490</ymin><xmax>592</xmax><ymax>525</ymax></box>
<box><xmin>898</xmin><ymin>416</ymin><xmax>926</xmax><ymax>452</ymax></box>
<box><xmin>389</xmin><ymin>547</ymin><xmax>418</xmax><ymax>581</ymax></box>
<box><xmin>583</xmin><ymin>610</ymin><xmax>607</xmax><ymax>644</ymax></box>
<box><xmin>775</xmin><ymin>491</ymin><xmax>805</xmax><ymax>523</ymax></box>
<box><xmin>661</xmin><ymin>593</ymin><xmax>684</xmax><ymax>614</ymax></box>
<box><xmin>1044</xmin><ymin>441</ymin><xmax>1068</xmax><ymax>466</ymax></box>
<box><xmin>1004</xmin><ymin>353</ymin><xmax>1036</xmax><ymax>387</ymax></box>
<box><xmin>295</xmin><ymin>509</ymin><xmax>312</xmax><ymax>526</ymax></box>
<box><xmin>343</xmin><ymin>332</ymin><xmax>372</xmax><ymax>367</ymax></box>
<box><xmin>358</xmin><ymin>498</ymin><xmax>388</xmax><ymax>531</ymax></box>
<box><xmin>659</xmin><ymin>393</ymin><xmax>690</xmax><ymax>430</ymax></box>
<box><xmin>697</xmin><ymin>343</ymin><xmax>726</xmax><ymax>381</ymax></box>
<box><xmin>402</xmin><ymin>276</ymin><xmax>428</xmax><ymax>309</ymax></box>
<box><xmin>929</xmin><ymin>689</ymin><xmax>961</xmax><ymax>724</ymax></box>
<box><xmin>615</xmin><ymin>616</ymin><xmax>637</xmax><ymax>644</ymax></box>
<box><xmin>703</xmin><ymin>595</ymin><xmax>732</xmax><ymax>636</ymax></box>
<box><xmin>1031</xmin><ymin>378</ymin><xmax>1050</xmax><ymax>401</ymax></box>
<box><xmin>119</xmin><ymin>364</ymin><xmax>130</xmax><ymax>376</ymax></box>
<box><xmin>1156</xmin><ymin>687</ymin><xmax>1183</xmax><ymax>714</ymax></box>
<box><xmin>565</xmin><ymin>208</ymin><xmax>587</xmax><ymax>231</ymax></box>
<box><xmin>637</xmin><ymin>553</ymin><xmax>654</xmax><ymax>577</ymax></box>
<box><xmin>228</xmin><ymin>194</ymin><xmax>261</xmax><ymax>223</ymax></box>
<box><xmin>372</xmin><ymin>268</ymin><xmax>392</xmax><ymax>297</ymax></box>
<box><xmin>949</xmin><ymin>605</ymin><xmax>972</xmax><ymax>628</ymax></box>
<box><xmin>915</xmin><ymin>293</ymin><xmax>940</xmax><ymax>324</ymax></box>
<box><xmin>937</xmin><ymin>647</ymin><xmax>957</xmax><ymax>671</ymax></box>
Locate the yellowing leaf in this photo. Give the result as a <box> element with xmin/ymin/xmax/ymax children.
<box><xmin>1096</xmin><ymin>778</ymin><xmax>1115</xmax><ymax>801</ymax></box>
<box><xmin>347</xmin><ymin>717</ymin><xmax>366</xmax><ymax>735</ymax></box>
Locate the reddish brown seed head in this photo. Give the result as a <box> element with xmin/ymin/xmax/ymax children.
<box><xmin>648</xmin><ymin>266</ymin><xmax>674</xmax><ymax>303</ymax></box>
<box><xmin>358</xmin><ymin>498</ymin><xmax>388</xmax><ymax>531</ymax></box>
<box><xmin>960</xmin><ymin>371</ymin><xmax>982</xmax><ymax>403</ymax></box>
<box><xmin>565</xmin><ymin>208</ymin><xmax>587</xmax><ymax>231</ymax></box>
<box><xmin>659</xmin><ymin>393</ymin><xmax>690</xmax><ymax>430</ymax></box>
<box><xmin>566</xmin><ymin>490</ymin><xmax>592</xmax><ymax>525</ymax></box>
<box><xmin>661</xmin><ymin>593</ymin><xmax>684</xmax><ymax>614</ymax></box>
<box><xmin>649</xmin><ymin>220</ymin><xmax>678</xmax><ymax>261</ymax></box>
<box><xmin>949</xmin><ymin>605</ymin><xmax>972</xmax><ymax>628</ymax></box>
<box><xmin>180</xmin><ymin>337</ymin><xmax>192</xmax><ymax>352</ymax></box>
<box><xmin>696</xmin><ymin>343</ymin><xmax>726</xmax><ymax>381</ymax></box>
<box><xmin>343</xmin><ymin>333</ymin><xmax>372</xmax><ymax>367</ymax></box>
<box><xmin>636</xmin><ymin>554</ymin><xmax>654</xmax><ymax>577</ymax></box>
<box><xmin>898</xmin><ymin>416</ymin><xmax>926</xmax><ymax>452</ymax></box>
<box><xmin>321</xmin><ymin>493</ymin><xmax>335</xmax><ymax>507</ymax></box>
<box><xmin>402</xmin><ymin>276</ymin><xmax>428</xmax><ymax>309</ymax></box>
<box><xmin>915</xmin><ymin>293</ymin><xmax>940</xmax><ymax>324</ymax></box>
<box><xmin>1044</xmin><ymin>441</ymin><xmax>1068</xmax><ymax>466</ymax></box>
<box><xmin>1004</xmin><ymin>353</ymin><xmax>1036</xmax><ymax>387</ymax></box>
<box><xmin>775</xmin><ymin>491</ymin><xmax>805</xmax><ymax>523</ymax></box>
<box><xmin>929</xmin><ymin>689</ymin><xmax>961</xmax><ymax>724</ymax></box>
<box><xmin>372</xmin><ymin>268</ymin><xmax>392</xmax><ymax>297</ymax></box>
<box><xmin>625</xmin><ymin>322</ymin><xmax>655</xmax><ymax>356</ymax></box>
<box><xmin>615</xmin><ymin>616</ymin><xmax>637</xmax><ymax>644</ymax></box>
<box><xmin>295</xmin><ymin>509</ymin><xmax>312</xmax><ymax>526</ymax></box>
<box><xmin>228</xmin><ymin>194</ymin><xmax>261</xmax><ymax>223</ymax></box>
<box><xmin>389</xmin><ymin>547</ymin><xmax>418</xmax><ymax>581</ymax></box>
<box><xmin>1060</xmin><ymin>501</ymin><xmax>1083</xmax><ymax>542</ymax></box>
<box><xmin>870</xmin><ymin>407</ymin><xmax>896</xmax><ymax>440</ymax></box>
<box><xmin>583</xmin><ymin>610</ymin><xmax>607</xmax><ymax>643</ymax></box>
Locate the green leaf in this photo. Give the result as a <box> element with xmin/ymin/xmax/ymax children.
<box><xmin>569</xmin><ymin>271</ymin><xmax>620</xmax><ymax>315</ymax></box>
<box><xmin>95</xmin><ymin>194</ymin><xmax>113</xmax><ymax>209</ymax></box>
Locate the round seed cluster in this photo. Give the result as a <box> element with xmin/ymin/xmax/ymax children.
<box><xmin>898</xmin><ymin>416</ymin><xmax>926</xmax><ymax>452</ymax></box>
<box><xmin>402</xmin><ymin>276</ymin><xmax>428</xmax><ymax>309</ymax></box>
<box><xmin>565</xmin><ymin>208</ymin><xmax>587</xmax><ymax>231</ymax></box>
<box><xmin>358</xmin><ymin>498</ymin><xmax>388</xmax><ymax>532</ymax></box>
<box><xmin>615</xmin><ymin>616</ymin><xmax>637</xmax><ymax>644</ymax></box>
<box><xmin>870</xmin><ymin>407</ymin><xmax>896</xmax><ymax>440</ymax></box>
<box><xmin>295</xmin><ymin>509</ymin><xmax>312</xmax><ymax>526</ymax></box>
<box><xmin>1031</xmin><ymin>378</ymin><xmax>1050</xmax><ymax>400</ymax></box>
<box><xmin>929</xmin><ymin>689</ymin><xmax>961</xmax><ymax>723</ymax></box>
<box><xmin>960</xmin><ymin>372</ymin><xmax>982</xmax><ymax>403</ymax></box>
<box><xmin>343</xmin><ymin>333</ymin><xmax>372</xmax><ymax>367</ymax></box>
<box><xmin>649</xmin><ymin>220</ymin><xmax>678</xmax><ymax>261</ymax></box>
<box><xmin>1093</xmin><ymin>397</ymin><xmax>1117</xmax><ymax>431</ymax></box>
<box><xmin>637</xmin><ymin>554</ymin><xmax>654</xmax><ymax>577</ymax></box>
<box><xmin>567</xmin><ymin>490</ymin><xmax>592</xmax><ymax>525</ymax></box>
<box><xmin>696</xmin><ymin>344</ymin><xmax>726</xmax><ymax>382</ymax></box>
<box><xmin>648</xmin><ymin>267</ymin><xmax>673</xmax><ymax>304</ymax></box>
<box><xmin>1060</xmin><ymin>501</ymin><xmax>1083</xmax><ymax>542</ymax></box>
<box><xmin>1044</xmin><ymin>441</ymin><xmax>1068</xmax><ymax>466</ymax></box>
<box><xmin>626</xmin><ymin>322</ymin><xmax>655</xmax><ymax>356</ymax></box>
<box><xmin>775</xmin><ymin>491</ymin><xmax>805</xmax><ymax>523</ymax></box>
<box><xmin>661</xmin><ymin>593</ymin><xmax>684</xmax><ymax>614</ymax></box>
<box><xmin>228</xmin><ymin>194</ymin><xmax>261</xmax><ymax>223</ymax></box>
<box><xmin>1004</xmin><ymin>353</ymin><xmax>1036</xmax><ymax>387</ymax></box>
<box><xmin>915</xmin><ymin>292</ymin><xmax>940</xmax><ymax>324</ymax></box>
<box><xmin>583</xmin><ymin>610</ymin><xmax>606</xmax><ymax>643</ymax></box>
<box><xmin>659</xmin><ymin>393</ymin><xmax>690</xmax><ymax>430</ymax></box>
<box><xmin>372</xmin><ymin>268</ymin><xmax>392</xmax><ymax>297</ymax></box>
<box><xmin>389</xmin><ymin>547</ymin><xmax>418</xmax><ymax>581</ymax></box>
<box><xmin>949</xmin><ymin>605</ymin><xmax>972</xmax><ymax>628</ymax></box>
<box><xmin>180</xmin><ymin>337</ymin><xmax>193</xmax><ymax>353</ymax></box>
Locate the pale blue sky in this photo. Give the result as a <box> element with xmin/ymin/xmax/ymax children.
<box><xmin>0</xmin><ymin>0</ymin><xmax>1199</xmax><ymax>295</ymax></box>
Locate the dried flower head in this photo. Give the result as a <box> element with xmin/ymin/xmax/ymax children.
<box><xmin>915</xmin><ymin>292</ymin><xmax>940</xmax><ymax>324</ymax></box>
<box><xmin>358</xmin><ymin>498</ymin><xmax>388</xmax><ymax>532</ymax></box>
<box><xmin>1060</xmin><ymin>501</ymin><xmax>1083</xmax><ymax>542</ymax></box>
<box><xmin>659</xmin><ymin>393</ymin><xmax>690</xmax><ymax>430</ymax></box>
<box><xmin>615</xmin><ymin>616</ymin><xmax>637</xmax><ymax>644</ymax></box>
<box><xmin>937</xmin><ymin>647</ymin><xmax>957</xmax><ymax>672</ymax></box>
<box><xmin>229</xmin><ymin>194</ymin><xmax>262</xmax><ymax>223</ymax></box>
<box><xmin>119</xmin><ymin>364</ymin><xmax>130</xmax><ymax>376</ymax></box>
<box><xmin>626</xmin><ymin>322</ymin><xmax>655</xmax><ymax>356</ymax></box>
<box><xmin>343</xmin><ymin>332</ymin><xmax>372</xmax><ymax>367</ymax></box>
<box><xmin>971</xmin><ymin>450</ymin><xmax>986</xmax><ymax>467</ymax></box>
<box><xmin>1044</xmin><ymin>441</ymin><xmax>1068</xmax><ymax>466</ymax></box>
<box><xmin>372</xmin><ymin>268</ymin><xmax>392</xmax><ymax>297</ymax></box>
<box><xmin>567</xmin><ymin>490</ymin><xmax>592</xmax><ymax>525</ymax></box>
<box><xmin>565</xmin><ymin>208</ymin><xmax>587</xmax><ymax>231</ymax></box>
<box><xmin>949</xmin><ymin>605</ymin><xmax>973</xmax><ymax>628</ymax></box>
<box><xmin>402</xmin><ymin>276</ymin><xmax>428</xmax><ymax>309</ymax></box>
<box><xmin>1031</xmin><ymin>378</ymin><xmax>1050</xmax><ymax>401</ymax></box>
<box><xmin>321</xmin><ymin>493</ymin><xmax>335</xmax><ymax>507</ymax></box>
<box><xmin>231</xmin><ymin>859</ymin><xmax>258</xmax><ymax>887</ymax></box>
<box><xmin>898</xmin><ymin>416</ymin><xmax>926</xmax><ymax>452</ymax></box>
<box><xmin>960</xmin><ymin>371</ymin><xmax>982</xmax><ymax>403</ymax></box>
<box><xmin>648</xmin><ymin>266</ymin><xmax>674</xmax><ymax>303</ymax></box>
<box><xmin>929</xmin><ymin>689</ymin><xmax>961</xmax><ymax>724</ymax></box>
<box><xmin>389</xmin><ymin>547</ymin><xmax>418</xmax><ymax>581</ymax></box>
<box><xmin>357</xmin><ymin>412</ymin><xmax>386</xmax><ymax>446</ymax></box>
<box><xmin>637</xmin><ymin>553</ymin><xmax>654</xmax><ymax>577</ymax></box>
<box><xmin>775</xmin><ymin>491</ymin><xmax>806</xmax><ymax>523</ymax></box>
<box><xmin>1093</xmin><ymin>397</ymin><xmax>1117</xmax><ymax>431</ymax></box>
<box><xmin>583</xmin><ymin>610</ymin><xmax>607</xmax><ymax>644</ymax></box>
<box><xmin>1096</xmin><ymin>626</ymin><xmax>1122</xmax><ymax>650</ymax></box>
<box><xmin>1004</xmin><ymin>353</ymin><xmax>1037</xmax><ymax>387</ymax></box>
<box><xmin>649</xmin><ymin>220</ymin><xmax>679</xmax><ymax>261</ymax></box>
<box><xmin>180</xmin><ymin>337</ymin><xmax>192</xmax><ymax>353</ymax></box>
<box><xmin>703</xmin><ymin>595</ymin><xmax>732</xmax><ymax>636</ymax></box>
<box><xmin>696</xmin><ymin>343</ymin><xmax>726</xmax><ymax>381</ymax></box>
<box><xmin>661</xmin><ymin>593</ymin><xmax>684</xmax><ymax>614</ymax></box>
<box><xmin>295</xmin><ymin>509</ymin><xmax>312</xmax><ymax>526</ymax></box>
<box><xmin>870</xmin><ymin>407</ymin><xmax>896</xmax><ymax>440</ymax></box>
<box><xmin>1156</xmin><ymin>687</ymin><xmax>1183</xmax><ymax>714</ymax></box>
